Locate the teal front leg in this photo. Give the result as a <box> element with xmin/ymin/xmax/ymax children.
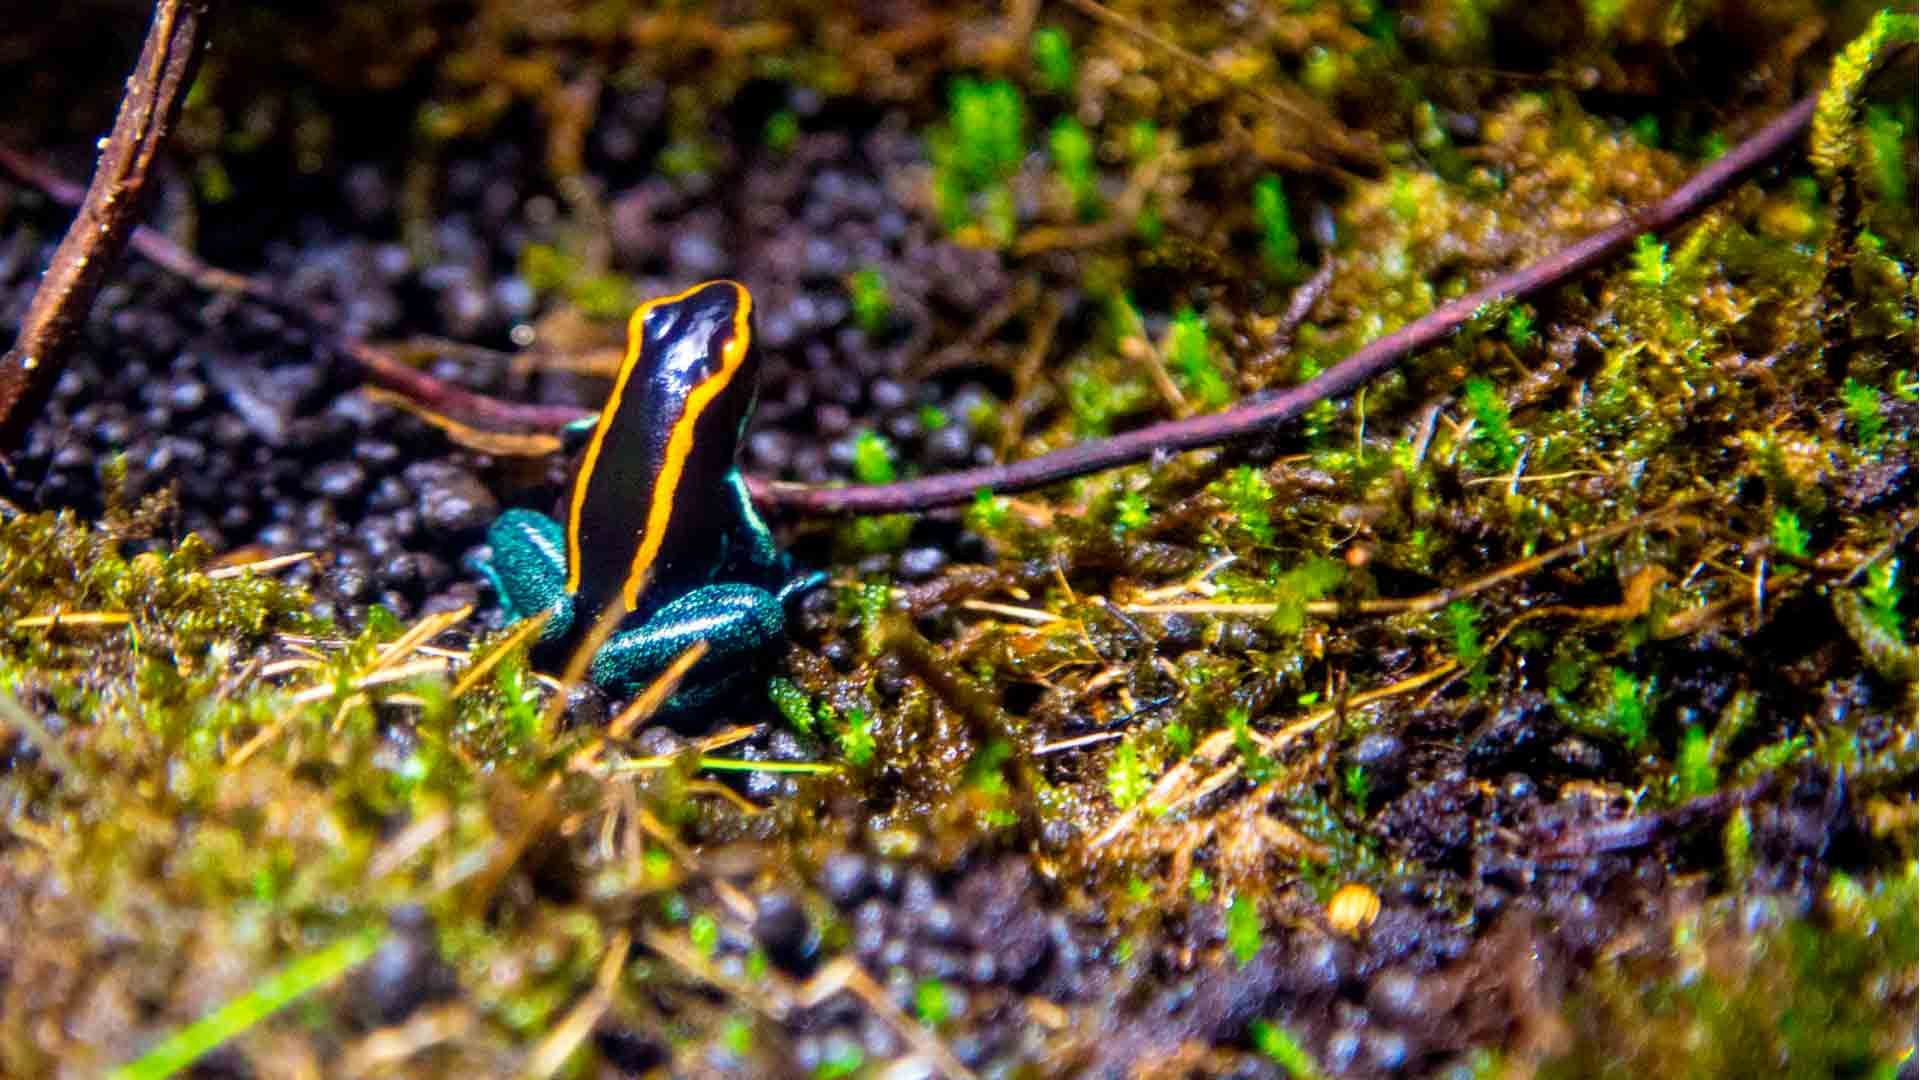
<box><xmin>481</xmin><ymin>508</ymin><xmax>575</xmax><ymax>641</ymax></box>
<box><xmin>588</xmin><ymin>583</ymin><xmax>786</xmax><ymax>698</ymax></box>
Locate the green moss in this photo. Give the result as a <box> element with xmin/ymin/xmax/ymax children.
<box><xmin>1251</xmin><ymin>1019</ymin><xmax>1324</xmax><ymax>1079</ymax></box>
<box><xmin>1252</xmin><ymin>174</ymin><xmax>1303</xmax><ymax>281</ymax></box>
<box><xmin>1461</xmin><ymin>377</ymin><xmax>1518</xmax><ymax>471</ymax></box>
<box><xmin>1225</xmin><ymin>894</ymin><xmax>1263</xmax><ymax>966</ymax></box>
<box><xmin>1106</xmin><ymin>737</ymin><xmax>1150</xmax><ymax>809</ymax></box>
<box><xmin>764</xmin><ymin>108</ymin><xmax>799</xmax><ymax>153</ymax></box>
<box><xmin>914</xmin><ymin>978</ymin><xmax>957</xmax><ymax>1027</ymax></box>
<box><xmin>1031</xmin><ymin>26</ymin><xmax>1076</xmax><ymax>94</ymax></box>
<box><xmin>851</xmin><ymin>429</ymin><xmax>896</xmax><ymax>484</ymax></box>
<box><xmin>846</xmin><ymin>268</ymin><xmax>893</xmax><ymax>336</ymax></box>
<box><xmin>1541</xmin><ymin>865</ymin><xmax>1919</xmax><ymax>1079</ymax></box>
<box><xmin>1771</xmin><ymin>508</ymin><xmax>1811</xmax><ymax>558</ymax></box>
<box><xmin>1840</xmin><ymin>377</ymin><xmax>1887</xmax><ymax>450</ymax></box>
<box><xmin>931</xmin><ymin>77</ymin><xmax>1026</xmax><ymax>241</ymax></box>
<box><xmin>1049</xmin><ymin>117</ymin><xmax>1099</xmax><ymax>219</ymax></box>
<box><xmin>1213</xmin><ymin>466</ymin><xmax>1277</xmax><ymax>546</ymax></box>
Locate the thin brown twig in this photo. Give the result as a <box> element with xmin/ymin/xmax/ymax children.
<box><xmin>0</xmin><ymin>0</ymin><xmax>210</xmax><ymax>450</ymax></box>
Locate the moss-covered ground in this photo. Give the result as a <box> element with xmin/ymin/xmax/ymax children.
<box><xmin>0</xmin><ymin>1</ymin><xmax>1913</xmax><ymax>1076</ymax></box>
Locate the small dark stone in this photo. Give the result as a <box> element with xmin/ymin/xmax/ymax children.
<box><xmin>354</xmin><ymin>905</ymin><xmax>454</xmax><ymax>1027</ymax></box>
<box><xmin>327</xmin><ymin>563</ymin><xmax>374</xmax><ymax>602</ymax></box>
<box><xmin>821</xmin><ymin>853</ymin><xmax>874</xmax><ymax>907</ymax></box>
<box><xmin>368</xmin><ymin>475</ymin><xmax>412</xmax><ymax>513</ymax></box>
<box><xmin>354</xmin><ymin>439</ymin><xmax>403</xmax><ymax>472</ymax></box>
<box><xmin>752</xmin><ymin>892</ymin><xmax>819</xmax><ymax>974</ymax></box>
<box><xmin>632</xmin><ymin>727</ymin><xmax>686</xmax><ymax>758</ymax></box>
<box><xmin>593</xmin><ymin>1026</ymin><xmax>668</xmax><ymax>1074</ymax></box>
<box><xmin>407</xmin><ymin>463</ymin><xmax>498</xmax><ymax>539</ymax></box>
<box><xmin>895</xmin><ymin>546</ymin><xmax>947</xmax><ymax>582</ymax></box>
<box><xmin>307</xmin><ymin>460</ymin><xmax>367</xmax><ymax>500</ymax></box>
<box><xmin>164</xmin><ymin>378</ymin><xmax>208</xmax><ymax>413</ymax></box>
<box><xmin>563</xmin><ymin>682</ymin><xmax>609</xmax><ymax>729</ymax></box>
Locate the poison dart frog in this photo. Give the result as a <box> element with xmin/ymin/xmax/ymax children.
<box><xmin>478</xmin><ymin>280</ymin><xmax>823</xmax><ymax>707</ymax></box>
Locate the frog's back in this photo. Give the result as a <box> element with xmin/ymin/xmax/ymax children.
<box><xmin>565</xmin><ymin>280</ymin><xmax>761</xmax><ymax>630</ymax></box>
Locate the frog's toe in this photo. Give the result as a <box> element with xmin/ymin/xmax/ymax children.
<box><xmin>776</xmin><ymin>570</ymin><xmax>829</xmax><ymax>607</ymax></box>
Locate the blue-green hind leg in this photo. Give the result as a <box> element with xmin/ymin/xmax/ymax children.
<box><xmin>588</xmin><ymin>583</ymin><xmax>786</xmax><ymax>701</ymax></box>
<box><xmin>480</xmin><ymin>508</ymin><xmax>574</xmax><ymax>640</ymax></box>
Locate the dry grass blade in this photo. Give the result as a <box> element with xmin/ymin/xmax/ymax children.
<box><xmin>338</xmin><ymin>1005</ymin><xmax>476</xmax><ymax>1077</ymax></box>
<box><xmin>371</xmin><ymin>604</ymin><xmax>474</xmax><ymax>672</ymax></box>
<box><xmin>797</xmin><ymin>958</ymin><xmax>979</xmax><ymax>1080</ymax></box>
<box><xmin>523</xmin><ymin>929</ymin><xmax>632</xmax><ymax>1079</ymax></box>
<box><xmin>205</xmin><ymin>551</ymin><xmax>316</xmax><ymax>579</ymax></box>
<box><xmin>449</xmin><ymin>612</ymin><xmax>550</xmax><ymax>701</ymax></box>
<box><xmin>13</xmin><ymin>611</ymin><xmax>132</xmax><ymax>629</ymax></box>
<box><xmin>608</xmin><ymin>641</ymin><xmax>708</xmax><ymax>740</ymax></box>
<box><xmin>289</xmin><ymin>658</ymin><xmax>449</xmax><ymax>705</ymax></box>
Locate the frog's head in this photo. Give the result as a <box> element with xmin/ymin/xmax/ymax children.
<box><xmin>566</xmin><ymin>280</ymin><xmax>761</xmax><ymax>611</ymax></box>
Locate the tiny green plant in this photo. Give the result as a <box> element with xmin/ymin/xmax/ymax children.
<box><xmin>1771</xmin><ymin>508</ymin><xmax>1811</xmax><ymax>558</ymax></box>
<box><xmin>1031</xmin><ymin>26</ymin><xmax>1076</xmax><ymax>93</ymax></box>
<box><xmin>1225</xmin><ymin>894</ymin><xmax>1264</xmax><ymax>966</ymax></box>
<box><xmin>846</xmin><ymin>268</ymin><xmax>892</xmax><ymax>337</ymax></box>
<box><xmin>1188</xmin><ymin>867</ymin><xmax>1213</xmax><ymax>901</ymax></box>
<box><xmin>1227</xmin><ymin>705</ymin><xmax>1277</xmax><ymax>784</ymax></box>
<box><xmin>1251</xmin><ymin>1019</ymin><xmax>1326</xmax><ymax>1079</ymax></box>
<box><xmin>1605</xmin><ymin>667</ymin><xmax>1654</xmax><ymax>749</ymax></box>
<box><xmin>852</xmin><ymin>430</ymin><xmax>896</xmax><ymax>485</ymax></box>
<box><xmin>967</xmin><ymin>488</ymin><xmax>1011</xmax><ymax>532</ymax></box>
<box><xmin>914</xmin><ymin>978</ymin><xmax>956</xmax><ymax>1027</ymax></box>
<box><xmin>1445</xmin><ymin>600</ymin><xmax>1484</xmax><ymax>667</ymax></box>
<box><xmin>1252</xmin><ymin>174</ymin><xmax>1303</xmax><ymax>281</ymax></box>
<box><xmin>1504</xmin><ymin>305</ymin><xmax>1535</xmax><ymax>349</ymax></box>
<box><xmin>722</xmin><ymin>1015</ymin><xmax>754</xmax><ymax>1057</ymax></box>
<box><xmin>1343</xmin><ymin>764</ymin><xmax>1371</xmax><ymax>814</ymax></box>
<box><xmin>1168</xmin><ymin>307</ymin><xmax>1232</xmax><ymax>409</ymax></box>
<box><xmin>1629</xmin><ymin>233</ymin><xmax>1670</xmax><ymax>288</ymax></box>
<box><xmin>1863</xmin><ymin>105</ymin><xmax>1908</xmax><ymax>205</ymax></box>
<box><xmin>1462</xmin><ymin>377</ymin><xmax>1519</xmax><ymax>470</ymax></box>
<box><xmin>1113</xmin><ymin>490</ymin><xmax>1151</xmax><ymax>533</ymax></box>
<box><xmin>1214</xmin><ymin>466</ymin><xmax>1276</xmax><ymax>546</ymax></box>
<box><xmin>1107</xmin><ymin>737</ymin><xmax>1151</xmax><ymax>809</ymax></box>
<box><xmin>1675</xmin><ymin>726</ymin><xmax>1717</xmax><ymax>799</ymax></box>
<box><xmin>1859</xmin><ymin>559</ymin><xmax>1905</xmax><ymax>638</ymax></box>
<box><xmin>690</xmin><ymin>912</ymin><xmax>719</xmax><ymax>957</ymax></box>
<box><xmin>767</xmin><ymin>677</ymin><xmax>816</xmax><ymax>736</ymax></box>
<box><xmin>837</xmin><ymin>705</ymin><xmax>877</xmax><ymax>767</ymax></box>
<box><xmin>1840</xmin><ymin>377</ymin><xmax>1887</xmax><ymax>450</ymax></box>
<box><xmin>1126</xmin><ymin>119</ymin><xmax>1160</xmax><ymax>162</ymax></box>
<box><xmin>1049</xmin><ymin>117</ymin><xmax>1100</xmax><ymax>219</ymax></box>
<box><xmin>764</xmin><ymin>109</ymin><xmax>799</xmax><ymax>153</ymax></box>
<box><xmin>932</xmin><ymin>77</ymin><xmax>1026</xmax><ymax>241</ymax></box>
